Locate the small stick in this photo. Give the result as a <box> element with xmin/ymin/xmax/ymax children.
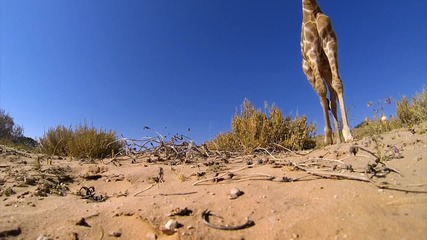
<box><xmin>273</xmin><ymin>143</ymin><xmax>314</xmax><ymax>156</ymax></box>
<box><xmin>254</xmin><ymin>147</ymin><xmax>278</xmax><ymax>160</ymax></box>
<box><xmin>304</xmin><ymin>158</ymin><xmax>351</xmax><ymax>167</ymax></box>
<box><xmin>193</xmin><ymin>165</ymin><xmax>255</xmax><ymax>186</ymax></box>
<box><xmin>296</xmin><ymin>166</ymin><xmax>371</xmax><ymax>182</ymax></box>
<box><xmin>372</xmin><ymin>184</ymin><xmax>427</xmax><ymax>193</ymax></box>
<box><xmin>133</xmin><ymin>183</ymin><xmax>158</xmax><ymax>196</ymax></box>
<box><xmin>201</xmin><ymin>210</ymin><xmax>254</xmax><ymax>230</ymax></box>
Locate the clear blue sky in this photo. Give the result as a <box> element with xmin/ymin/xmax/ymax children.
<box><xmin>1</xmin><ymin>0</ymin><xmax>426</xmax><ymax>144</ymax></box>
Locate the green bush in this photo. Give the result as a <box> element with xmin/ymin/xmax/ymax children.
<box><xmin>206</xmin><ymin>99</ymin><xmax>316</xmax><ymax>153</ymax></box>
<box><xmin>39</xmin><ymin>123</ymin><xmax>122</xmax><ymax>159</ymax></box>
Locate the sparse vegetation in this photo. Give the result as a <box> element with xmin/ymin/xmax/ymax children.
<box><xmin>351</xmin><ymin>87</ymin><xmax>426</xmax><ymax>162</ymax></box>
<box><xmin>206</xmin><ymin>99</ymin><xmax>316</xmax><ymax>153</ymax></box>
<box><xmin>39</xmin><ymin>123</ymin><xmax>122</xmax><ymax>159</ymax></box>
<box><xmin>396</xmin><ymin>87</ymin><xmax>427</xmax><ymax>126</ymax></box>
<box><xmin>353</xmin><ymin>87</ymin><xmax>427</xmax><ymax>140</ymax></box>
<box><xmin>0</xmin><ymin>108</ymin><xmax>37</xmax><ymax>150</ymax></box>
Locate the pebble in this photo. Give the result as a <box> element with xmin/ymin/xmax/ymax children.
<box><xmin>187</xmin><ymin>225</ymin><xmax>195</xmax><ymax>230</ymax></box>
<box><xmin>229</xmin><ymin>187</ymin><xmax>243</xmax><ymax>199</ymax></box>
<box><xmin>36</xmin><ymin>235</ymin><xmax>50</xmax><ymax>240</ymax></box>
<box><xmin>164</xmin><ymin>219</ymin><xmax>178</xmax><ymax>231</ymax></box>
<box><xmin>109</xmin><ymin>230</ymin><xmax>122</xmax><ymax>237</ymax></box>
<box><xmin>292</xmin><ymin>233</ymin><xmax>299</xmax><ymax>239</ymax></box>
<box><xmin>146</xmin><ymin>233</ymin><xmax>157</xmax><ymax>240</ymax></box>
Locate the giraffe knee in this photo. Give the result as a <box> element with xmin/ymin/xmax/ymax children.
<box><xmin>316</xmin><ymin>81</ymin><xmax>328</xmax><ymax>97</ymax></box>
<box><xmin>332</xmin><ymin>81</ymin><xmax>343</xmax><ymax>94</ymax></box>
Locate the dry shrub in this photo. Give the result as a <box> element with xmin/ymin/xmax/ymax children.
<box><xmin>39</xmin><ymin>125</ymin><xmax>73</xmax><ymax>156</ymax></box>
<box><xmin>353</xmin><ymin>87</ymin><xmax>426</xmax><ymax>140</ymax></box>
<box><xmin>39</xmin><ymin>123</ymin><xmax>121</xmax><ymax>159</ymax></box>
<box><xmin>206</xmin><ymin>99</ymin><xmax>316</xmax><ymax>153</ymax></box>
<box><xmin>352</xmin><ymin>118</ymin><xmax>401</xmax><ymax>140</ymax></box>
<box><xmin>397</xmin><ymin>87</ymin><xmax>427</xmax><ymax>126</ymax></box>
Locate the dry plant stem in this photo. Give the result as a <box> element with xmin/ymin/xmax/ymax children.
<box><xmin>357</xmin><ymin>146</ymin><xmax>381</xmax><ymax>160</ymax></box>
<box><xmin>300</xmin><ymin>168</ymin><xmax>371</xmax><ymax>182</ymax></box>
<box><xmin>133</xmin><ymin>182</ymin><xmax>158</xmax><ymax>196</ymax></box>
<box><xmin>192</xmin><ymin>165</ymin><xmax>255</xmax><ymax>186</ymax></box>
<box><xmin>305</xmin><ymin>158</ymin><xmax>351</xmax><ymax>168</ymax></box>
<box><xmin>142</xmin><ymin>191</ymin><xmax>198</xmax><ymax>197</ymax></box>
<box><xmin>296</xmin><ymin>163</ymin><xmax>426</xmax><ymax>193</ymax></box>
<box><xmin>273</xmin><ymin>143</ymin><xmax>314</xmax><ymax>156</ymax></box>
<box><xmin>372</xmin><ymin>184</ymin><xmax>427</xmax><ymax>193</ymax></box>
<box><xmin>220</xmin><ymin>173</ymin><xmax>276</xmax><ymax>183</ymax></box>
<box><xmin>254</xmin><ymin>147</ymin><xmax>278</xmax><ymax>160</ymax></box>
<box><xmin>201</xmin><ymin>210</ymin><xmax>254</xmax><ymax>230</ymax></box>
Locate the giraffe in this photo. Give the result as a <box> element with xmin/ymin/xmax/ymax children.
<box><xmin>300</xmin><ymin>0</ymin><xmax>353</xmax><ymax>144</ymax></box>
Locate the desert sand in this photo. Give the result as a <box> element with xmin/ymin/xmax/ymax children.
<box><xmin>1</xmin><ymin>124</ymin><xmax>426</xmax><ymax>240</ymax></box>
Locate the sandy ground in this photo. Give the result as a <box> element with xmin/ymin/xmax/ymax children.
<box><xmin>1</xmin><ymin>125</ymin><xmax>426</xmax><ymax>240</ymax></box>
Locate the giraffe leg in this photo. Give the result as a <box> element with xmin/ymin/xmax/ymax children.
<box><xmin>303</xmin><ymin>60</ymin><xmax>333</xmax><ymax>145</ymax></box>
<box><xmin>316</xmin><ymin>14</ymin><xmax>353</xmax><ymax>142</ymax></box>
<box><xmin>322</xmin><ymin>67</ymin><xmax>342</xmax><ymax>143</ymax></box>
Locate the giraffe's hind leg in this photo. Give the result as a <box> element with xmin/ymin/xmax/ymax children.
<box><xmin>316</xmin><ymin>14</ymin><xmax>353</xmax><ymax>142</ymax></box>
<box><xmin>322</xmin><ymin>66</ymin><xmax>342</xmax><ymax>143</ymax></box>
<box><xmin>302</xmin><ymin>59</ymin><xmax>333</xmax><ymax>145</ymax></box>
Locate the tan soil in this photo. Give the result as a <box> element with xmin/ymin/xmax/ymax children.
<box><xmin>1</xmin><ymin>125</ymin><xmax>426</xmax><ymax>240</ymax></box>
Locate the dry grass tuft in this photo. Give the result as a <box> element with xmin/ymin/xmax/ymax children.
<box><xmin>396</xmin><ymin>87</ymin><xmax>427</xmax><ymax>126</ymax></box>
<box><xmin>39</xmin><ymin>123</ymin><xmax>122</xmax><ymax>159</ymax></box>
<box><xmin>205</xmin><ymin>99</ymin><xmax>316</xmax><ymax>153</ymax></box>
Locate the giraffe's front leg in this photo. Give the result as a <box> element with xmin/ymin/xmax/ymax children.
<box><xmin>317</xmin><ymin>15</ymin><xmax>353</xmax><ymax>143</ymax></box>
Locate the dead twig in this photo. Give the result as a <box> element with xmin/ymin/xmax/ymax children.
<box><xmin>294</xmin><ymin>164</ymin><xmax>371</xmax><ymax>182</ymax></box>
<box><xmin>273</xmin><ymin>143</ymin><xmax>314</xmax><ymax>156</ymax></box>
<box><xmin>372</xmin><ymin>183</ymin><xmax>427</xmax><ymax>193</ymax></box>
<box><xmin>192</xmin><ymin>165</ymin><xmax>255</xmax><ymax>186</ymax></box>
<box><xmin>201</xmin><ymin>210</ymin><xmax>254</xmax><ymax>230</ymax></box>
<box><xmin>133</xmin><ymin>183</ymin><xmax>158</xmax><ymax>196</ymax></box>
<box><xmin>254</xmin><ymin>147</ymin><xmax>279</xmax><ymax>160</ymax></box>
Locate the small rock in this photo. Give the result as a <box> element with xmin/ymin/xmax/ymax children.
<box><xmin>146</xmin><ymin>233</ymin><xmax>157</xmax><ymax>240</ymax></box>
<box><xmin>229</xmin><ymin>187</ymin><xmax>244</xmax><ymax>199</ymax></box>
<box><xmin>164</xmin><ymin>219</ymin><xmax>178</xmax><ymax>231</ymax></box>
<box><xmin>109</xmin><ymin>230</ymin><xmax>122</xmax><ymax>238</ymax></box>
<box><xmin>36</xmin><ymin>235</ymin><xmax>50</xmax><ymax>240</ymax></box>
<box><xmin>24</xmin><ymin>177</ymin><xmax>37</xmax><ymax>186</ymax></box>
<box><xmin>292</xmin><ymin>233</ymin><xmax>299</xmax><ymax>239</ymax></box>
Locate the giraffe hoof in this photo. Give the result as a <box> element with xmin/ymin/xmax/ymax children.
<box><xmin>343</xmin><ymin>130</ymin><xmax>353</xmax><ymax>143</ymax></box>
